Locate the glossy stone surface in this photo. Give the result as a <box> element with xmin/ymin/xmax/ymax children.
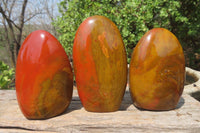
<box><xmin>73</xmin><ymin>15</ymin><xmax>127</xmax><ymax>112</ymax></box>
<box><xmin>15</xmin><ymin>30</ymin><xmax>73</xmax><ymax>119</ymax></box>
<box><xmin>129</xmin><ymin>28</ymin><xmax>185</xmax><ymax>111</ymax></box>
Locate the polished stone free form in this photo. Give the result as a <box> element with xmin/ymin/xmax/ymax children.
<box><xmin>73</xmin><ymin>15</ymin><xmax>127</xmax><ymax>112</ymax></box>
<box><xmin>15</xmin><ymin>30</ymin><xmax>73</xmax><ymax>119</ymax></box>
<box><xmin>129</xmin><ymin>28</ymin><xmax>185</xmax><ymax>111</ymax></box>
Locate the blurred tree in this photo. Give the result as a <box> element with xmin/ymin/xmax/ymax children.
<box><xmin>0</xmin><ymin>0</ymin><xmax>60</xmax><ymax>68</ymax></box>
<box><xmin>28</xmin><ymin>0</ymin><xmax>60</xmax><ymax>37</ymax></box>
<box><xmin>0</xmin><ymin>0</ymin><xmax>28</xmax><ymax>67</ymax></box>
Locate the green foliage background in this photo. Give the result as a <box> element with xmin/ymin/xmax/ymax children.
<box><xmin>0</xmin><ymin>61</ymin><xmax>15</xmax><ymax>89</ymax></box>
<box><xmin>54</xmin><ymin>0</ymin><xmax>200</xmax><ymax>69</ymax></box>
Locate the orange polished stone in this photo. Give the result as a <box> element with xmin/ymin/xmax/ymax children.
<box><xmin>73</xmin><ymin>15</ymin><xmax>127</xmax><ymax>112</ymax></box>
<box><xmin>129</xmin><ymin>28</ymin><xmax>185</xmax><ymax>111</ymax></box>
<box><xmin>16</xmin><ymin>30</ymin><xmax>73</xmax><ymax>119</ymax></box>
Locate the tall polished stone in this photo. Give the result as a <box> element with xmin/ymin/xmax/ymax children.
<box><xmin>73</xmin><ymin>15</ymin><xmax>127</xmax><ymax>112</ymax></box>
